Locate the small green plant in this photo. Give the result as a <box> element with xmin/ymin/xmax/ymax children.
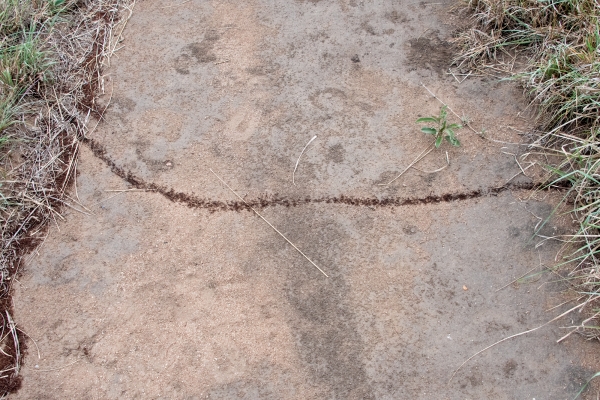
<box><xmin>416</xmin><ymin>105</ymin><xmax>462</xmax><ymax>148</ymax></box>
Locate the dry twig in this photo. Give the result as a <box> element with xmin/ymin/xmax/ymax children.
<box><xmin>210</xmin><ymin>168</ymin><xmax>328</xmax><ymax>277</ymax></box>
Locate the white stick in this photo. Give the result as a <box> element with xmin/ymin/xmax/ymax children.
<box><xmin>210</xmin><ymin>169</ymin><xmax>328</xmax><ymax>277</ymax></box>
<box><xmin>293</xmin><ymin>135</ymin><xmax>317</xmax><ymax>186</ymax></box>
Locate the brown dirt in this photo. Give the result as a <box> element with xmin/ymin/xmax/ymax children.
<box><xmin>11</xmin><ymin>0</ymin><xmax>600</xmax><ymax>399</ymax></box>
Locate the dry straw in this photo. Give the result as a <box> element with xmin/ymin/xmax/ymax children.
<box><xmin>452</xmin><ymin>0</ymin><xmax>600</xmax><ymax>385</ymax></box>
<box><xmin>0</xmin><ymin>0</ymin><xmax>134</xmax><ymax>394</ymax></box>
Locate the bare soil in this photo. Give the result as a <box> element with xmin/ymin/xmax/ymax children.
<box><xmin>12</xmin><ymin>0</ymin><xmax>600</xmax><ymax>398</ymax></box>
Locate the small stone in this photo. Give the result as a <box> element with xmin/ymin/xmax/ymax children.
<box><xmin>463</xmin><ymin>285</ymin><xmax>468</xmax><ymax>291</ymax></box>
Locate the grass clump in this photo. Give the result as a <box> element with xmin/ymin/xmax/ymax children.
<box><xmin>455</xmin><ymin>0</ymin><xmax>599</xmax><ymax>135</ymax></box>
<box><xmin>0</xmin><ymin>0</ymin><xmax>62</xmax><ymax>135</ymax></box>
<box><xmin>455</xmin><ymin>0</ymin><xmax>600</xmax><ymax>339</ymax></box>
<box><xmin>0</xmin><ymin>0</ymin><xmax>133</xmax><ymax>395</ymax></box>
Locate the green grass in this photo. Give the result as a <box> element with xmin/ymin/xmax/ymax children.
<box><xmin>456</xmin><ymin>1</ymin><xmax>600</xmax><ymax>394</ymax></box>
<box><xmin>456</xmin><ymin>0</ymin><xmax>600</xmax><ymax>340</ymax></box>
<box><xmin>0</xmin><ymin>1</ymin><xmax>64</xmax><ymax>141</ymax></box>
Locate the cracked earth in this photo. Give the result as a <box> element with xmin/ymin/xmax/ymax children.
<box><xmin>12</xmin><ymin>0</ymin><xmax>600</xmax><ymax>399</ymax></box>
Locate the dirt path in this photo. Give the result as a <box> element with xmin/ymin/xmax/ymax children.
<box><xmin>12</xmin><ymin>0</ymin><xmax>600</xmax><ymax>398</ymax></box>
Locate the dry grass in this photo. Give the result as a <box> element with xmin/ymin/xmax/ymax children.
<box><xmin>454</xmin><ymin>0</ymin><xmax>600</xmax><ymax>341</ymax></box>
<box><xmin>0</xmin><ymin>0</ymin><xmax>132</xmax><ymax>395</ymax></box>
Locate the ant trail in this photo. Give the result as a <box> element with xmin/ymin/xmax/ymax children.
<box><xmin>82</xmin><ymin>137</ymin><xmax>548</xmax><ymax>214</ymax></box>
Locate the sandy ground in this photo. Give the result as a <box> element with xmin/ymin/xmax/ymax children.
<box><xmin>11</xmin><ymin>0</ymin><xmax>600</xmax><ymax>398</ymax></box>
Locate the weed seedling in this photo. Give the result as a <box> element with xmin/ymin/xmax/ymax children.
<box><xmin>416</xmin><ymin>105</ymin><xmax>462</xmax><ymax>148</ymax></box>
